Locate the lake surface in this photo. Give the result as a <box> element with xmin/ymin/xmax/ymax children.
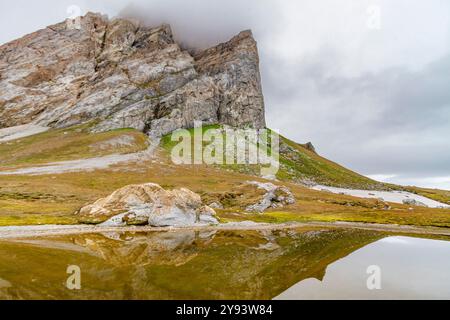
<box><xmin>276</xmin><ymin>236</ymin><xmax>450</xmax><ymax>299</ymax></box>
<box><xmin>0</xmin><ymin>227</ymin><xmax>449</xmax><ymax>300</ymax></box>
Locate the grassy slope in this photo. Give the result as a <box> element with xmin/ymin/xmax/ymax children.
<box><xmin>401</xmin><ymin>186</ymin><xmax>450</xmax><ymax>206</ymax></box>
<box><xmin>277</xmin><ymin>136</ymin><xmax>383</xmax><ymax>189</ymax></box>
<box><xmin>0</xmin><ymin>125</ymin><xmax>448</xmax><ymax>227</ymax></box>
<box><xmin>0</xmin><ymin>124</ymin><xmax>148</xmax><ymax>169</ymax></box>
<box><xmin>162</xmin><ymin>126</ymin><xmax>388</xmax><ymax>189</ymax></box>
<box><xmin>278</xmin><ymin>136</ymin><xmax>450</xmax><ymax>204</ymax></box>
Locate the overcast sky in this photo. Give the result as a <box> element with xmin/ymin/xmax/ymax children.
<box><xmin>1</xmin><ymin>0</ymin><xmax>449</xmax><ymax>189</ymax></box>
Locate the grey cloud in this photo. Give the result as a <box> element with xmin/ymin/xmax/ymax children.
<box><xmin>266</xmin><ymin>49</ymin><xmax>450</xmax><ymax>180</ymax></box>
<box><xmin>116</xmin><ymin>0</ymin><xmax>282</xmax><ymax>49</ymax></box>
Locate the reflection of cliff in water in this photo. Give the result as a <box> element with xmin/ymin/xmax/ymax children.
<box><xmin>0</xmin><ymin>227</ymin><xmax>384</xmax><ymax>299</ymax></box>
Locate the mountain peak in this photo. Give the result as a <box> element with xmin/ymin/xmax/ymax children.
<box><xmin>0</xmin><ymin>13</ymin><xmax>265</xmax><ymax>136</ymax></box>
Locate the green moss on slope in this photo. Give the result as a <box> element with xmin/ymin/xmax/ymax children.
<box><xmin>161</xmin><ymin>126</ymin><xmax>384</xmax><ymax>189</ymax></box>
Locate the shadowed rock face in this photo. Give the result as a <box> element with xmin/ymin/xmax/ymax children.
<box><xmin>0</xmin><ymin>12</ymin><xmax>266</xmax><ymax>136</ymax></box>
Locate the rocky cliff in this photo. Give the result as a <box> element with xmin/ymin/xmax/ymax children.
<box><xmin>0</xmin><ymin>12</ymin><xmax>265</xmax><ymax>136</ymax></box>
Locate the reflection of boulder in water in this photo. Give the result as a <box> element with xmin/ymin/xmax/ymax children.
<box><xmin>0</xmin><ymin>228</ymin><xmax>383</xmax><ymax>299</ymax></box>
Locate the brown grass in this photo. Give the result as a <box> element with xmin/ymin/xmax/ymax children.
<box><xmin>1</xmin><ymin>153</ymin><xmax>449</xmax><ymax>227</ymax></box>
<box><xmin>0</xmin><ymin>127</ymin><xmax>449</xmax><ymax>228</ymax></box>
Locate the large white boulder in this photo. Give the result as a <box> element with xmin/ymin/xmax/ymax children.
<box><xmin>77</xmin><ymin>183</ymin><xmax>218</xmax><ymax>227</ymax></box>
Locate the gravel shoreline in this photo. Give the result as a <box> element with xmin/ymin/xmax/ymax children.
<box><xmin>0</xmin><ymin>221</ymin><xmax>449</xmax><ymax>240</ymax></box>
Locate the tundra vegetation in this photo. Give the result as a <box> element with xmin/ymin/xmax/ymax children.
<box><xmin>0</xmin><ymin>13</ymin><xmax>448</xmax><ymax>230</ymax></box>
<box><xmin>0</xmin><ymin>125</ymin><xmax>449</xmax><ymax>228</ymax></box>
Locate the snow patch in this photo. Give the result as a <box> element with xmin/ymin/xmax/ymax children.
<box><xmin>313</xmin><ymin>185</ymin><xmax>449</xmax><ymax>208</ymax></box>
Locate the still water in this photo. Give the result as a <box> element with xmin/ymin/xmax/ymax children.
<box><xmin>0</xmin><ymin>227</ymin><xmax>449</xmax><ymax>300</ymax></box>
<box><xmin>276</xmin><ymin>236</ymin><xmax>450</xmax><ymax>299</ymax></box>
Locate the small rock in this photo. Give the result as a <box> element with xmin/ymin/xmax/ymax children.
<box><xmin>209</xmin><ymin>202</ymin><xmax>224</xmax><ymax>209</ymax></box>
<box><xmin>402</xmin><ymin>199</ymin><xmax>428</xmax><ymax>207</ymax></box>
<box><xmin>304</xmin><ymin>142</ymin><xmax>316</xmax><ymax>153</ymax></box>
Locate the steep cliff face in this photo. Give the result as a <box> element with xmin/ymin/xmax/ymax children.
<box><xmin>0</xmin><ymin>12</ymin><xmax>266</xmax><ymax>136</ymax></box>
